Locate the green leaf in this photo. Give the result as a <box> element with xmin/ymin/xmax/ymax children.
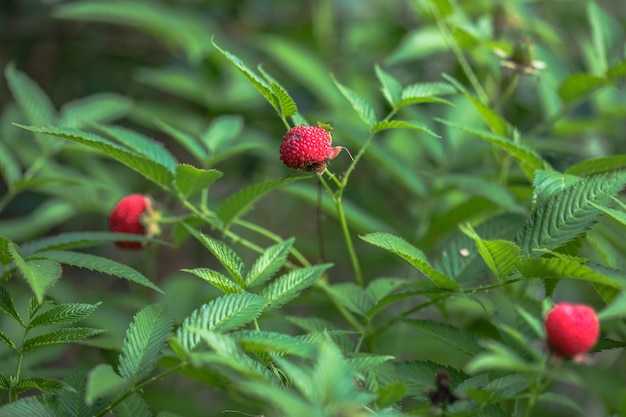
<box><xmin>396</xmin><ymin>82</ymin><xmax>456</xmax><ymax>107</ymax></box>
<box><xmin>183</xmin><ymin>268</ymin><xmax>243</xmax><ymax>294</ymax></box>
<box><xmin>261</xmin><ymin>264</ymin><xmax>332</xmax><ymax>310</ymax></box>
<box><xmin>231</xmin><ymin>330</ymin><xmax>316</xmax><ymax>359</ymax></box>
<box><xmin>174</xmin><ymin>164</ymin><xmax>222</xmax><ymax>198</ymax></box>
<box><xmin>592</xmin><ymin>201</ymin><xmax>626</xmax><ymax>226</ymax></box>
<box><xmin>598</xmin><ymin>290</ymin><xmax>626</xmax><ymax>320</ymax></box>
<box><xmin>245</xmin><ymin>238</ymin><xmax>294</xmax><ymax>288</ymax></box>
<box><xmin>0</xmin><ymin>285</ymin><xmax>24</xmax><ymax>326</ymax></box>
<box><xmin>9</xmin><ymin>243</ymin><xmax>61</xmax><ymax>303</ymax></box>
<box><xmin>325</xmin><ymin>282</ymin><xmax>372</xmax><ymax>316</ymax></box>
<box><xmin>155</xmin><ymin>119</ymin><xmax>207</xmax><ymax>162</ymax></box>
<box><xmin>0</xmin><ymin>329</ymin><xmax>17</xmax><ymax>351</ymax></box>
<box><xmin>58</xmin><ymin>370</ymin><xmax>100</xmax><ymax>417</ymax></box>
<box><xmin>558</xmin><ymin>73</ymin><xmax>607</xmax><ymax>103</ymax></box>
<box><xmin>517</xmin><ymin>256</ymin><xmax>623</xmax><ymax>289</ymax></box>
<box><xmin>375</xmin><ymin>65</ymin><xmax>403</xmax><ymax>106</ymax></box>
<box><xmin>565</xmin><ymin>154</ymin><xmax>626</xmax><ymax>176</ymax></box>
<box><xmin>85</xmin><ymin>364</ymin><xmax>127</xmax><ymax>406</ymax></box>
<box><xmin>216</xmin><ymin>176</ymin><xmax>307</xmax><ymax>227</ymax></box>
<box><xmin>443</xmin><ymin>74</ymin><xmax>510</xmax><ymax>136</ymax></box>
<box><xmin>31</xmin><ymin>250</ymin><xmax>163</xmax><ymax>293</ymax></box>
<box><xmin>460</xmin><ymin>224</ymin><xmax>522</xmax><ymax>280</ymax></box>
<box><xmin>257</xmin><ymin>66</ymin><xmax>298</xmax><ymax>118</ymax></box>
<box><xmin>516</xmin><ymin>171</ymin><xmax>626</xmax><ymax>256</ymax></box>
<box><xmin>404</xmin><ymin>319</ymin><xmax>482</xmax><ymax>356</ymax></box>
<box><xmin>211</xmin><ymin>39</ymin><xmax>279</xmax><ymax>112</ymax></box>
<box><xmin>30</xmin><ymin>302</ymin><xmax>101</xmax><ymax>327</ymax></box>
<box><xmin>331</xmin><ymin>75</ymin><xmax>377</xmax><ymax>128</ymax></box>
<box><xmin>437</xmin><ymin>119</ymin><xmax>547</xmax><ymax>181</ymax></box>
<box><xmin>19</xmin><ymin>231</ymin><xmax>162</xmax><ymax>256</ymax></box>
<box><xmin>0</xmin><ymin>140</ymin><xmax>21</xmax><ymax>186</ymax></box>
<box><xmin>0</xmin><ymin>395</ymin><xmax>59</xmax><ymax>417</ymax></box>
<box><xmin>23</xmin><ymin>327</ymin><xmax>105</xmax><ymax>352</ymax></box>
<box><xmin>587</xmin><ymin>2</ymin><xmax>623</xmax><ymax>75</ymax></box>
<box><xmin>466</xmin><ymin>340</ymin><xmax>542</xmax><ymax>375</ymax></box>
<box><xmin>15</xmin><ymin>125</ymin><xmax>174</xmax><ymax>187</ymax></box>
<box><xmin>360</xmin><ymin>233</ymin><xmax>458</xmax><ymax>289</ymax></box>
<box><xmin>96</xmin><ymin>124</ymin><xmax>178</xmax><ymax>172</ymax></box>
<box><xmin>177</xmin><ymin>293</ymin><xmax>266</xmax><ymax>351</ymax></box>
<box><xmin>15</xmin><ymin>377</ymin><xmax>66</xmax><ymax>395</ymax></box>
<box><xmin>607</xmin><ymin>59</ymin><xmax>626</xmax><ymax>80</ymax></box>
<box><xmin>114</xmin><ymin>393</ymin><xmax>152</xmax><ymax>417</ymax></box>
<box><xmin>376</xmin><ymin>382</ymin><xmax>408</xmax><ymax>408</ymax></box>
<box><xmin>533</xmin><ymin>169</ymin><xmax>582</xmax><ymax>206</ymax></box>
<box><xmin>347</xmin><ymin>354</ymin><xmax>395</xmax><ymax>372</ymax></box>
<box><xmin>5</xmin><ymin>62</ymin><xmax>56</xmax><ymax>128</ymax></box>
<box><xmin>200</xmin><ymin>115</ymin><xmax>244</xmax><ymax>155</ymax></box>
<box><xmin>186</xmin><ymin>230</ymin><xmax>245</xmax><ymax>286</ymax></box>
<box><xmin>59</xmin><ymin>92</ymin><xmax>132</xmax><ymax>128</ymax></box>
<box><xmin>372</xmin><ymin>120</ymin><xmax>440</xmax><ymax>137</ymax></box>
<box><xmin>439</xmin><ymin>174</ymin><xmax>525</xmax><ymax>213</ymax></box>
<box><xmin>118</xmin><ymin>303</ymin><xmax>174</xmax><ymax>385</ymax></box>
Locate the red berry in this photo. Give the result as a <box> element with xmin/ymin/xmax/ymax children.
<box><xmin>279</xmin><ymin>125</ymin><xmax>342</xmax><ymax>174</ymax></box>
<box><xmin>544</xmin><ymin>302</ymin><xmax>599</xmax><ymax>358</ymax></box>
<box><xmin>108</xmin><ymin>194</ymin><xmax>151</xmax><ymax>249</ymax></box>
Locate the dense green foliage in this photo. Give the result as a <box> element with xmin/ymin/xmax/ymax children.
<box><xmin>1</xmin><ymin>0</ymin><xmax>626</xmax><ymax>416</ymax></box>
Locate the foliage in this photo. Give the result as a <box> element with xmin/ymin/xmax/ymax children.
<box><xmin>0</xmin><ymin>0</ymin><xmax>625</xmax><ymax>416</ymax></box>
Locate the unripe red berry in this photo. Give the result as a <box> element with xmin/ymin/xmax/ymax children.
<box><xmin>279</xmin><ymin>125</ymin><xmax>343</xmax><ymax>174</ymax></box>
<box><xmin>108</xmin><ymin>194</ymin><xmax>151</xmax><ymax>249</ymax></box>
<box><xmin>544</xmin><ymin>302</ymin><xmax>599</xmax><ymax>358</ymax></box>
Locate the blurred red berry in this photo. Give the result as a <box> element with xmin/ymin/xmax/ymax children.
<box><xmin>108</xmin><ymin>194</ymin><xmax>151</xmax><ymax>249</ymax></box>
<box><xmin>545</xmin><ymin>302</ymin><xmax>599</xmax><ymax>358</ymax></box>
<box><xmin>279</xmin><ymin>125</ymin><xmax>343</xmax><ymax>174</ymax></box>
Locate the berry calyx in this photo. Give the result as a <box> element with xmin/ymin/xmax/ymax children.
<box><xmin>108</xmin><ymin>194</ymin><xmax>158</xmax><ymax>249</ymax></box>
<box><xmin>279</xmin><ymin>125</ymin><xmax>344</xmax><ymax>174</ymax></box>
<box><xmin>544</xmin><ymin>302</ymin><xmax>599</xmax><ymax>359</ymax></box>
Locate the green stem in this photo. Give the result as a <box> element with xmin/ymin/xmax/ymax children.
<box><xmin>336</xmin><ymin>195</ymin><xmax>363</xmax><ymax>286</ymax></box>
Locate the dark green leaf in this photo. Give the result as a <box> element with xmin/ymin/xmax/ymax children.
<box><xmin>85</xmin><ymin>364</ymin><xmax>127</xmax><ymax>406</ymax></box>
<box><xmin>183</xmin><ymin>268</ymin><xmax>244</xmax><ymax>294</ymax></box>
<box><xmin>375</xmin><ymin>65</ymin><xmax>403</xmax><ymax>106</ymax></box>
<box><xmin>118</xmin><ymin>303</ymin><xmax>174</xmax><ymax>384</ymax></box>
<box><xmin>5</xmin><ymin>62</ymin><xmax>56</xmax><ymax>129</ymax></box>
<box><xmin>114</xmin><ymin>393</ymin><xmax>152</xmax><ymax>417</ymax></box>
<box><xmin>30</xmin><ymin>302</ymin><xmax>101</xmax><ymax>327</ymax></box>
<box><xmin>404</xmin><ymin>319</ymin><xmax>482</xmax><ymax>356</ymax></box>
<box><xmin>376</xmin><ymin>382</ymin><xmax>408</xmax><ymax>408</ymax></box>
<box><xmin>31</xmin><ymin>250</ymin><xmax>163</xmax><ymax>293</ymax></box>
<box><xmin>200</xmin><ymin>115</ymin><xmax>244</xmax><ymax>155</ymax></box>
<box><xmin>0</xmin><ymin>285</ymin><xmax>24</xmax><ymax>326</ymax></box>
<box><xmin>155</xmin><ymin>119</ymin><xmax>207</xmax><ymax>161</ymax></box>
<box><xmin>9</xmin><ymin>243</ymin><xmax>61</xmax><ymax>303</ymax></box>
<box><xmin>565</xmin><ymin>154</ymin><xmax>626</xmax><ymax>176</ymax></box>
<box><xmin>558</xmin><ymin>73</ymin><xmax>607</xmax><ymax>103</ymax></box>
<box><xmin>15</xmin><ymin>377</ymin><xmax>67</xmax><ymax>395</ymax></box>
<box><xmin>186</xmin><ymin>230</ymin><xmax>245</xmax><ymax>286</ymax></box>
<box><xmin>231</xmin><ymin>330</ymin><xmax>316</xmax><ymax>358</ymax></box>
<box><xmin>58</xmin><ymin>370</ymin><xmax>100</xmax><ymax>417</ymax></box>
<box><xmin>245</xmin><ymin>238</ymin><xmax>294</xmax><ymax>288</ymax></box>
<box><xmin>0</xmin><ymin>330</ymin><xmax>17</xmax><ymax>351</ymax></box>
<box><xmin>372</xmin><ymin>120</ymin><xmax>440</xmax><ymax>137</ymax></box>
<box><xmin>23</xmin><ymin>327</ymin><xmax>105</xmax><ymax>352</ymax></box>
<box><xmin>0</xmin><ymin>395</ymin><xmax>59</xmax><ymax>417</ymax></box>
<box><xmin>517</xmin><ymin>256</ymin><xmax>622</xmax><ymax>289</ymax></box>
<box><xmin>59</xmin><ymin>92</ymin><xmax>132</xmax><ymax>128</ymax></box>
<box><xmin>331</xmin><ymin>76</ymin><xmax>377</xmax><ymax>128</ymax></box>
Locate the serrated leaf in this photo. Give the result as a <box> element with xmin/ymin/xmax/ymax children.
<box><xmin>261</xmin><ymin>264</ymin><xmax>332</xmax><ymax>310</ymax></box>
<box><xmin>598</xmin><ymin>290</ymin><xmax>626</xmax><ymax>320</ymax></box>
<box><xmin>217</xmin><ymin>176</ymin><xmax>307</xmax><ymax>227</ymax></box>
<box><xmin>30</xmin><ymin>302</ymin><xmax>101</xmax><ymax>327</ymax></box>
<box><xmin>443</xmin><ymin>74</ymin><xmax>510</xmax><ymax>136</ymax></box>
<box><xmin>592</xmin><ymin>202</ymin><xmax>626</xmax><ymax>226</ymax></box>
<box><xmin>23</xmin><ymin>327</ymin><xmax>105</xmax><ymax>352</ymax></box>
<box><xmin>347</xmin><ymin>354</ymin><xmax>395</xmax><ymax>372</ymax></box>
<box><xmin>58</xmin><ymin>370</ymin><xmax>100</xmax><ymax>417</ymax></box>
<box><xmin>186</xmin><ymin>230</ymin><xmax>245</xmax><ymax>286</ymax></box>
<box><xmin>155</xmin><ymin>119</ymin><xmax>207</xmax><ymax>161</ymax></box>
<box><xmin>231</xmin><ymin>330</ymin><xmax>316</xmax><ymax>358</ymax></box>
<box><xmin>177</xmin><ymin>293</ymin><xmax>266</xmax><ymax>351</ymax></box>
<box><xmin>183</xmin><ymin>268</ymin><xmax>243</xmax><ymax>294</ymax></box>
<box><xmin>587</xmin><ymin>2</ymin><xmax>623</xmax><ymax>75</ymax></box>
<box><xmin>200</xmin><ymin>115</ymin><xmax>244</xmax><ymax>155</ymax></box>
<box><xmin>96</xmin><ymin>124</ymin><xmax>178</xmax><ymax>172</ymax></box>
<box><xmin>0</xmin><ymin>395</ymin><xmax>59</xmax><ymax>417</ymax></box>
<box><xmin>9</xmin><ymin>243</ymin><xmax>61</xmax><ymax>303</ymax></box>
<box><xmin>331</xmin><ymin>76</ymin><xmax>377</xmax><ymax>128</ymax></box>
<box><xmin>438</xmin><ymin>119</ymin><xmax>548</xmax><ymax>181</ymax></box>
<box><xmin>375</xmin><ymin>65</ymin><xmax>403</xmax><ymax>106</ymax></box>
<box><xmin>460</xmin><ymin>224</ymin><xmax>521</xmax><ymax>280</ymax></box>
<box><xmin>0</xmin><ymin>140</ymin><xmax>21</xmax><ymax>186</ymax></box>
<box><xmin>396</xmin><ymin>82</ymin><xmax>456</xmax><ymax>107</ymax></box>
<box><xmin>404</xmin><ymin>319</ymin><xmax>482</xmax><ymax>356</ymax></box>
<box><xmin>516</xmin><ymin>171</ymin><xmax>626</xmax><ymax>256</ymax></box>
<box><xmin>257</xmin><ymin>64</ymin><xmax>297</xmax><ymax>118</ymax></box>
<box><xmin>376</xmin><ymin>382</ymin><xmax>407</xmax><ymax>408</ymax></box>
<box><xmin>118</xmin><ymin>303</ymin><xmax>174</xmax><ymax>384</ymax></box>
<box><xmin>59</xmin><ymin>92</ymin><xmax>132</xmax><ymax>128</ymax></box>
<box><xmin>533</xmin><ymin>169</ymin><xmax>582</xmax><ymax>206</ymax></box>
<box><xmin>325</xmin><ymin>282</ymin><xmax>371</xmax><ymax>316</ymax></box>
<box><xmin>245</xmin><ymin>238</ymin><xmax>294</xmax><ymax>288</ymax></box>
<box><xmin>465</xmin><ymin>340</ymin><xmax>541</xmax><ymax>375</ymax></box>
<box><xmin>211</xmin><ymin>39</ymin><xmax>279</xmax><ymax>112</ymax></box>
<box><xmin>31</xmin><ymin>250</ymin><xmax>163</xmax><ymax>293</ymax></box>
<box><xmin>366</xmin><ymin>278</ymin><xmax>406</xmax><ymax>306</ymax></box>
<box><xmin>19</xmin><ymin>231</ymin><xmax>163</xmax><ymax>256</ymax></box>
<box><xmin>565</xmin><ymin>154</ymin><xmax>626</xmax><ymax>176</ymax></box>
<box><xmin>15</xmin><ymin>125</ymin><xmax>174</xmax><ymax>187</ymax></box>
<box><xmin>15</xmin><ymin>377</ymin><xmax>67</xmax><ymax>395</ymax></box>
<box><xmin>174</xmin><ymin>164</ymin><xmax>222</xmax><ymax>198</ymax></box>
<box><xmin>0</xmin><ymin>285</ymin><xmax>24</xmax><ymax>326</ymax></box>
<box><xmin>360</xmin><ymin>233</ymin><xmax>458</xmax><ymax>289</ymax></box>
<box><xmin>85</xmin><ymin>364</ymin><xmax>127</xmax><ymax>406</ymax></box>
<box><xmin>0</xmin><ymin>329</ymin><xmax>17</xmax><ymax>351</ymax></box>
<box><xmin>114</xmin><ymin>393</ymin><xmax>152</xmax><ymax>417</ymax></box>
<box><xmin>558</xmin><ymin>73</ymin><xmax>607</xmax><ymax>103</ymax></box>
<box><xmin>372</xmin><ymin>120</ymin><xmax>440</xmax><ymax>137</ymax></box>
<box><xmin>517</xmin><ymin>256</ymin><xmax>622</xmax><ymax>289</ymax></box>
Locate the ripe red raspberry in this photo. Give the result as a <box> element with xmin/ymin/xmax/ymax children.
<box><xmin>279</xmin><ymin>125</ymin><xmax>343</xmax><ymax>174</ymax></box>
<box><xmin>108</xmin><ymin>194</ymin><xmax>152</xmax><ymax>249</ymax></box>
<box><xmin>544</xmin><ymin>302</ymin><xmax>599</xmax><ymax>359</ymax></box>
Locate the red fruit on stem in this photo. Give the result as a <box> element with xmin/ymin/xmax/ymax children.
<box><xmin>544</xmin><ymin>302</ymin><xmax>599</xmax><ymax>358</ymax></box>
<box><xmin>279</xmin><ymin>125</ymin><xmax>343</xmax><ymax>174</ymax></box>
<box><xmin>108</xmin><ymin>194</ymin><xmax>151</xmax><ymax>249</ymax></box>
